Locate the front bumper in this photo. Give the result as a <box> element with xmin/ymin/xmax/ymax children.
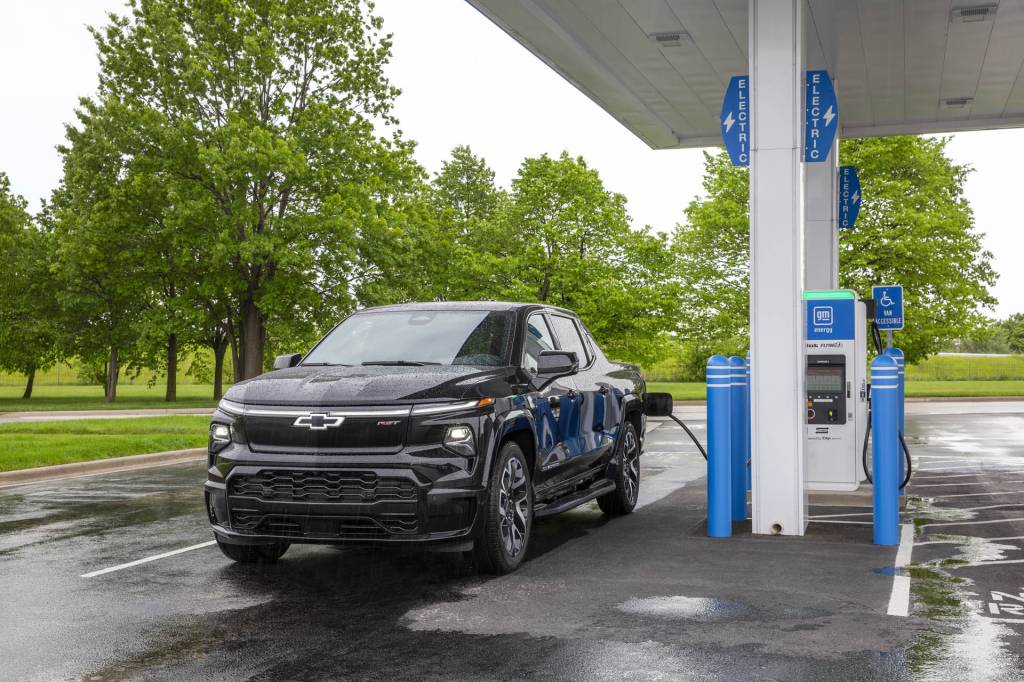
<box><xmin>205</xmin><ymin>453</ymin><xmax>488</xmax><ymax>546</ymax></box>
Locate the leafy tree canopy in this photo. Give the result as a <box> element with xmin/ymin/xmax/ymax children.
<box><xmin>672</xmin><ymin>137</ymin><xmax>997</xmax><ymax>367</ymax></box>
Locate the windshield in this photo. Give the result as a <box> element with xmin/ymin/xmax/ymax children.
<box><xmin>302</xmin><ymin>309</ymin><xmax>514</xmax><ymax>367</ymax></box>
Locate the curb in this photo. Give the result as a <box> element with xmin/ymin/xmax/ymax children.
<box><xmin>0</xmin><ymin>408</ymin><xmax>214</xmax><ymax>423</ymax></box>
<box><xmin>0</xmin><ymin>448</ymin><xmax>206</xmax><ymax>489</ymax></box>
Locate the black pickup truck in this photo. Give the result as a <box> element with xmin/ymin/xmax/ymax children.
<box><xmin>205</xmin><ymin>301</ymin><xmax>652</xmax><ymax>573</ymax></box>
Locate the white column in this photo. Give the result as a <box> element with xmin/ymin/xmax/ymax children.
<box><xmin>804</xmin><ymin>127</ymin><xmax>839</xmax><ymax>290</ymax></box>
<box><xmin>749</xmin><ymin>0</ymin><xmax>807</xmax><ymax>536</ymax></box>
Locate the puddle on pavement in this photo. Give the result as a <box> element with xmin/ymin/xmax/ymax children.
<box><xmin>615</xmin><ymin>596</ymin><xmax>749</xmax><ymax>622</ymax></box>
<box><xmin>902</xmin><ymin>497</ymin><xmax>1024</xmax><ymax>678</ymax></box>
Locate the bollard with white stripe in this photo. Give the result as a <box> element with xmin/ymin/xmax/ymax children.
<box><xmin>871</xmin><ymin>354</ymin><xmax>900</xmax><ymax>546</ymax></box>
<box><xmin>886</xmin><ymin>347</ymin><xmax>906</xmax><ymax>491</ymax></box>
<box><xmin>744</xmin><ymin>351</ymin><xmax>752</xmax><ymax>493</ymax></box>
<box><xmin>728</xmin><ymin>356</ymin><xmax>748</xmax><ymax>521</ymax></box>
<box><xmin>706</xmin><ymin>355</ymin><xmax>732</xmax><ymax>537</ymax></box>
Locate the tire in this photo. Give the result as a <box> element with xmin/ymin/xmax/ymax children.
<box><xmin>598</xmin><ymin>420</ymin><xmax>640</xmax><ymax>517</ymax></box>
<box><xmin>216</xmin><ymin>537</ymin><xmax>290</xmax><ymax>564</ymax></box>
<box><xmin>474</xmin><ymin>441</ymin><xmax>533</xmax><ymax>575</ymax></box>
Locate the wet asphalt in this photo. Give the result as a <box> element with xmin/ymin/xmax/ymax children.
<box><xmin>1</xmin><ymin>404</ymin><xmax>1022</xmax><ymax>681</ymax></box>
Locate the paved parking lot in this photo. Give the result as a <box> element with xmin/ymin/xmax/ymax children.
<box><xmin>1</xmin><ymin>403</ymin><xmax>1022</xmax><ymax>680</ymax></box>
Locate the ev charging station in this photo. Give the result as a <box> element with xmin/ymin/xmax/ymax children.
<box><xmin>803</xmin><ymin>290</ymin><xmax>867</xmax><ymax>492</ymax></box>
<box><xmin>469</xmin><ymin>0</ymin><xmax>1024</xmax><ymax>539</ymax></box>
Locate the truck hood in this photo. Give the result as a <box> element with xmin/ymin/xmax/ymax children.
<box><xmin>223</xmin><ymin>364</ymin><xmax>513</xmax><ymax>407</ymax></box>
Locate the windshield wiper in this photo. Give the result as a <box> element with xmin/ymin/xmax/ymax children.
<box><xmin>300</xmin><ymin>362</ymin><xmax>351</xmax><ymax>367</ymax></box>
<box><xmin>361</xmin><ymin>360</ymin><xmax>441</xmax><ymax>366</ymax></box>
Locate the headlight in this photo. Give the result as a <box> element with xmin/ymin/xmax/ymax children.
<box><xmin>209</xmin><ymin>422</ymin><xmax>232</xmax><ymax>454</ymax></box>
<box><xmin>443</xmin><ymin>424</ymin><xmax>476</xmax><ymax>457</ymax></box>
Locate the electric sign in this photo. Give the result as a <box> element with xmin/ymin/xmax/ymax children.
<box><xmin>720</xmin><ymin>75</ymin><xmax>750</xmax><ymax>167</ymax></box>
<box><xmin>872</xmin><ymin>285</ymin><xmax>904</xmax><ymax>331</ymax></box>
<box><xmin>838</xmin><ymin>166</ymin><xmax>861</xmax><ymax>229</ymax></box>
<box><xmin>805</xmin><ymin>70</ymin><xmax>838</xmax><ymax>162</ymax></box>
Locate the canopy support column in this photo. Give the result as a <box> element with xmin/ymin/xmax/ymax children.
<box><xmin>805</xmin><ymin>130</ymin><xmax>839</xmax><ymax>290</ymax></box>
<box><xmin>749</xmin><ymin>0</ymin><xmax>807</xmax><ymax>536</ymax></box>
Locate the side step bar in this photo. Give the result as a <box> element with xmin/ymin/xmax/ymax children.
<box><xmin>534</xmin><ymin>480</ymin><xmax>616</xmax><ymax>518</ymax></box>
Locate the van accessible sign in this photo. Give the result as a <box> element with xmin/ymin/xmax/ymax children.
<box><xmin>720</xmin><ymin>75</ymin><xmax>749</xmax><ymax>167</ymax></box>
<box><xmin>805</xmin><ymin>70</ymin><xmax>838</xmax><ymax>162</ymax></box>
<box><xmin>838</xmin><ymin>166</ymin><xmax>861</xmax><ymax>229</ymax></box>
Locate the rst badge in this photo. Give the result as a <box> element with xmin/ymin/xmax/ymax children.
<box><xmin>292</xmin><ymin>413</ymin><xmax>344</xmax><ymax>430</ymax></box>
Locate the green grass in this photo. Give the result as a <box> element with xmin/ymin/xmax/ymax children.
<box><xmin>903</xmin><ymin>380</ymin><xmax>1024</xmax><ymax>397</ymax></box>
<box><xmin>646</xmin><ymin>379</ymin><xmax>1024</xmax><ymax>400</ymax></box>
<box><xmin>905</xmin><ymin>354</ymin><xmax>1024</xmax><ymax>381</ymax></box>
<box><xmin>0</xmin><ymin>383</ymin><xmax>220</xmax><ymax>413</ymax></box>
<box><xmin>645</xmin><ymin>382</ymin><xmax>706</xmax><ymax>400</ymax></box>
<box><xmin>0</xmin><ymin>416</ymin><xmax>210</xmax><ymax>472</ymax></box>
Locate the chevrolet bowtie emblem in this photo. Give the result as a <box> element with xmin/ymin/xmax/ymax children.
<box><xmin>292</xmin><ymin>413</ymin><xmax>345</xmax><ymax>430</ymax></box>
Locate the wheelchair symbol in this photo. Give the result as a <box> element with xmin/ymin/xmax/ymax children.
<box><xmin>879</xmin><ymin>291</ymin><xmax>894</xmax><ymax>307</ymax></box>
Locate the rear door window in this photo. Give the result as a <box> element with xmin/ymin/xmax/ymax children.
<box><xmin>550</xmin><ymin>315</ymin><xmax>591</xmax><ymax>367</ymax></box>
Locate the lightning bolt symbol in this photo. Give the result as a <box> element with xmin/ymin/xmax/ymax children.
<box><xmin>823</xmin><ymin>105</ymin><xmax>835</xmax><ymax>127</ymax></box>
<box><xmin>723</xmin><ymin>111</ymin><xmax>735</xmax><ymax>132</ymax></box>
<box><xmin>851</xmin><ymin>190</ymin><xmax>860</xmax><ymax>204</ymax></box>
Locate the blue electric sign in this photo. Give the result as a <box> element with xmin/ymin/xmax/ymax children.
<box><xmin>838</xmin><ymin>166</ymin><xmax>861</xmax><ymax>229</ymax></box>
<box><xmin>806</xmin><ymin>298</ymin><xmax>855</xmax><ymax>341</ymax></box>
<box><xmin>805</xmin><ymin>70</ymin><xmax>838</xmax><ymax>162</ymax></box>
<box><xmin>872</xmin><ymin>285</ymin><xmax>904</xmax><ymax>331</ymax></box>
<box><xmin>720</xmin><ymin>75</ymin><xmax>750</xmax><ymax>167</ymax></box>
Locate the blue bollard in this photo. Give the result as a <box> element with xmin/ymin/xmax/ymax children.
<box><xmin>706</xmin><ymin>355</ymin><xmax>732</xmax><ymax>537</ymax></box>
<box><xmin>745</xmin><ymin>351</ymin><xmax>752</xmax><ymax>493</ymax></box>
<box><xmin>728</xmin><ymin>356</ymin><xmax>747</xmax><ymax>521</ymax></box>
<box><xmin>871</xmin><ymin>355</ymin><xmax>900</xmax><ymax>546</ymax></box>
<box><xmin>886</xmin><ymin>348</ymin><xmax>906</xmax><ymax>491</ymax></box>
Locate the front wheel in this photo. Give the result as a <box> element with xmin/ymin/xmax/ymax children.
<box><xmin>216</xmin><ymin>537</ymin><xmax>290</xmax><ymax>564</ymax></box>
<box><xmin>474</xmin><ymin>441</ymin><xmax>533</xmax><ymax>574</ymax></box>
<box><xmin>598</xmin><ymin>421</ymin><xmax>640</xmax><ymax>516</ymax></box>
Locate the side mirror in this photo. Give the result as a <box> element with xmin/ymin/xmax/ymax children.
<box><xmin>537</xmin><ymin>350</ymin><xmax>579</xmax><ymax>378</ymax></box>
<box><xmin>644</xmin><ymin>392</ymin><xmax>674</xmax><ymax>417</ymax></box>
<box><xmin>273</xmin><ymin>353</ymin><xmax>302</xmax><ymax>370</ymax></box>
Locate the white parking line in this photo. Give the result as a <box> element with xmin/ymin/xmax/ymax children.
<box><xmin>917</xmin><ymin>535</ymin><xmax>1024</xmax><ymax>546</ymax></box>
<box><xmin>964</xmin><ymin>559</ymin><xmax>1024</xmax><ymax>567</ymax></box>
<box><xmin>924</xmin><ymin>517</ymin><xmax>1024</xmax><ymax>528</ymax></box>
<box><xmin>887</xmin><ymin>524</ymin><xmax>914</xmax><ymax>617</ymax></box>
<box><xmin>913</xmin><ymin>481</ymin><xmax>1024</xmax><ymax>488</ymax></box>
<box><xmin>80</xmin><ymin>541</ymin><xmax>215</xmax><ymax>578</ymax></box>
<box><xmin>928</xmin><ymin>491</ymin><xmax>1024</xmax><ymax>499</ymax></box>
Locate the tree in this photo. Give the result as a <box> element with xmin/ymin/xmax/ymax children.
<box><xmin>671</xmin><ymin>151</ymin><xmax>750</xmax><ymax>377</ymax></box>
<box><xmin>0</xmin><ymin>174</ymin><xmax>59</xmax><ymax>398</ymax></box>
<box><xmin>672</xmin><ymin>138</ymin><xmax>997</xmax><ymax>364</ymax></box>
<box><xmin>48</xmin><ymin>103</ymin><xmax>148</xmax><ymax>402</ymax></box>
<box><xmin>1004</xmin><ymin>313</ymin><xmax>1024</xmax><ymax>354</ymax></box>
<box><xmin>497</xmin><ymin>152</ymin><xmax>679</xmax><ymax>365</ymax></box>
<box><xmin>89</xmin><ymin>0</ymin><xmax>418</xmax><ymax>379</ymax></box>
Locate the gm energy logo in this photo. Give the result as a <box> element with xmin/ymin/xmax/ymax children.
<box><xmin>813</xmin><ymin>305</ymin><xmax>833</xmax><ymax>333</ymax></box>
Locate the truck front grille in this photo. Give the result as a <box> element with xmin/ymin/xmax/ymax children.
<box><xmin>230</xmin><ymin>470</ymin><xmax>417</xmax><ymax>503</ymax></box>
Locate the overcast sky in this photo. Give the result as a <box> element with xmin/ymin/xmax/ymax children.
<box><xmin>2</xmin><ymin>0</ymin><xmax>1020</xmax><ymax>318</ymax></box>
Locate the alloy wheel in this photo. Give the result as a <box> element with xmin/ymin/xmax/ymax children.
<box><xmin>622</xmin><ymin>428</ymin><xmax>639</xmax><ymax>505</ymax></box>
<box><xmin>498</xmin><ymin>456</ymin><xmax>529</xmax><ymax>558</ymax></box>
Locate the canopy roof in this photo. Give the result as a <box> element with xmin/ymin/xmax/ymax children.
<box><xmin>467</xmin><ymin>0</ymin><xmax>1024</xmax><ymax>148</ymax></box>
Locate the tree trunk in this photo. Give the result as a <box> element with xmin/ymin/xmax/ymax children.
<box><xmin>105</xmin><ymin>347</ymin><xmax>120</xmax><ymax>403</ymax></box>
<box><xmin>227</xmin><ymin>319</ymin><xmax>243</xmax><ymax>383</ymax></box>
<box><xmin>239</xmin><ymin>297</ymin><xmax>266</xmax><ymax>379</ymax></box>
<box><xmin>213</xmin><ymin>335</ymin><xmax>227</xmax><ymax>400</ymax></box>
<box><xmin>165</xmin><ymin>333</ymin><xmax>177</xmax><ymax>402</ymax></box>
<box><xmin>22</xmin><ymin>367</ymin><xmax>35</xmax><ymax>399</ymax></box>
